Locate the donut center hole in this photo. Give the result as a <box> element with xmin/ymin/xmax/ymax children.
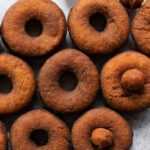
<box><xmin>89</xmin><ymin>13</ymin><xmax>107</xmax><ymax>32</ymax></box>
<box><xmin>25</xmin><ymin>19</ymin><xmax>43</xmax><ymax>37</ymax></box>
<box><xmin>0</xmin><ymin>75</ymin><xmax>13</xmax><ymax>93</ymax></box>
<box><xmin>30</xmin><ymin>129</ymin><xmax>49</xmax><ymax>146</ymax></box>
<box><xmin>59</xmin><ymin>71</ymin><xmax>78</xmax><ymax>91</ymax></box>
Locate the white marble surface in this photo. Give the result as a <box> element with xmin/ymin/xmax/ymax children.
<box><xmin>0</xmin><ymin>0</ymin><xmax>150</xmax><ymax>150</ymax></box>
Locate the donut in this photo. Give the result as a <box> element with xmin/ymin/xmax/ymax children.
<box><xmin>68</xmin><ymin>0</ymin><xmax>129</xmax><ymax>55</ymax></box>
<box><xmin>120</xmin><ymin>0</ymin><xmax>143</xmax><ymax>9</ymax></box>
<box><xmin>0</xmin><ymin>121</ymin><xmax>7</xmax><ymax>150</ymax></box>
<box><xmin>38</xmin><ymin>49</ymin><xmax>99</xmax><ymax>113</ymax></box>
<box><xmin>101</xmin><ymin>51</ymin><xmax>150</xmax><ymax>113</ymax></box>
<box><xmin>10</xmin><ymin>109</ymin><xmax>70</xmax><ymax>150</ymax></box>
<box><xmin>0</xmin><ymin>53</ymin><xmax>35</xmax><ymax>114</ymax></box>
<box><xmin>1</xmin><ymin>0</ymin><xmax>66</xmax><ymax>57</ymax></box>
<box><xmin>72</xmin><ymin>107</ymin><xmax>133</xmax><ymax>150</ymax></box>
<box><xmin>132</xmin><ymin>0</ymin><xmax>150</xmax><ymax>55</ymax></box>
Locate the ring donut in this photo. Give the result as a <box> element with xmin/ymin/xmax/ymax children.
<box><xmin>38</xmin><ymin>49</ymin><xmax>99</xmax><ymax>113</ymax></box>
<box><xmin>68</xmin><ymin>0</ymin><xmax>129</xmax><ymax>55</ymax></box>
<box><xmin>132</xmin><ymin>0</ymin><xmax>150</xmax><ymax>55</ymax></box>
<box><xmin>0</xmin><ymin>53</ymin><xmax>35</xmax><ymax>114</ymax></box>
<box><xmin>1</xmin><ymin>0</ymin><xmax>66</xmax><ymax>57</ymax></box>
<box><xmin>72</xmin><ymin>107</ymin><xmax>133</xmax><ymax>150</ymax></box>
<box><xmin>101</xmin><ymin>51</ymin><xmax>150</xmax><ymax>113</ymax></box>
<box><xmin>0</xmin><ymin>121</ymin><xmax>7</xmax><ymax>150</ymax></box>
<box><xmin>10</xmin><ymin>109</ymin><xmax>70</xmax><ymax>150</ymax></box>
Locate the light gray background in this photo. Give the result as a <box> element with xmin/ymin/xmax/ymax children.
<box><xmin>0</xmin><ymin>0</ymin><xmax>150</xmax><ymax>150</ymax></box>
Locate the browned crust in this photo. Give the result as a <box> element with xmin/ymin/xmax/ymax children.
<box><xmin>10</xmin><ymin>109</ymin><xmax>70</xmax><ymax>150</ymax></box>
<box><xmin>101</xmin><ymin>51</ymin><xmax>150</xmax><ymax>113</ymax></box>
<box><xmin>38</xmin><ymin>49</ymin><xmax>99</xmax><ymax>113</ymax></box>
<box><xmin>0</xmin><ymin>53</ymin><xmax>36</xmax><ymax>114</ymax></box>
<box><xmin>1</xmin><ymin>0</ymin><xmax>67</xmax><ymax>57</ymax></box>
<box><xmin>72</xmin><ymin>107</ymin><xmax>133</xmax><ymax>150</ymax></box>
<box><xmin>132</xmin><ymin>0</ymin><xmax>150</xmax><ymax>55</ymax></box>
<box><xmin>68</xmin><ymin>0</ymin><xmax>129</xmax><ymax>55</ymax></box>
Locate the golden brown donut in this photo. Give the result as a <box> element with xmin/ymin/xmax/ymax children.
<box><xmin>72</xmin><ymin>107</ymin><xmax>133</xmax><ymax>150</ymax></box>
<box><xmin>120</xmin><ymin>0</ymin><xmax>143</xmax><ymax>9</ymax></box>
<box><xmin>0</xmin><ymin>53</ymin><xmax>35</xmax><ymax>114</ymax></box>
<box><xmin>68</xmin><ymin>0</ymin><xmax>129</xmax><ymax>55</ymax></box>
<box><xmin>10</xmin><ymin>109</ymin><xmax>70</xmax><ymax>150</ymax></box>
<box><xmin>101</xmin><ymin>51</ymin><xmax>150</xmax><ymax>113</ymax></box>
<box><xmin>0</xmin><ymin>121</ymin><xmax>7</xmax><ymax>150</ymax></box>
<box><xmin>132</xmin><ymin>0</ymin><xmax>150</xmax><ymax>55</ymax></box>
<box><xmin>38</xmin><ymin>49</ymin><xmax>99</xmax><ymax>113</ymax></box>
<box><xmin>1</xmin><ymin>0</ymin><xmax>66</xmax><ymax>57</ymax></box>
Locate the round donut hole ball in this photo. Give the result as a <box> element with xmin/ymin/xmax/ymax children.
<box><xmin>101</xmin><ymin>51</ymin><xmax>150</xmax><ymax>113</ymax></box>
<box><xmin>38</xmin><ymin>49</ymin><xmax>99</xmax><ymax>113</ymax></box>
<box><xmin>91</xmin><ymin>128</ymin><xmax>113</xmax><ymax>149</ymax></box>
<box><xmin>68</xmin><ymin>0</ymin><xmax>129</xmax><ymax>55</ymax></box>
<box><xmin>1</xmin><ymin>0</ymin><xmax>67</xmax><ymax>57</ymax></box>
<box><xmin>0</xmin><ymin>53</ymin><xmax>36</xmax><ymax>114</ymax></box>
<box><xmin>72</xmin><ymin>107</ymin><xmax>133</xmax><ymax>150</ymax></box>
<box><xmin>0</xmin><ymin>121</ymin><xmax>7</xmax><ymax>150</ymax></box>
<box><xmin>121</xmin><ymin>69</ymin><xmax>144</xmax><ymax>92</ymax></box>
<box><xmin>10</xmin><ymin>109</ymin><xmax>70</xmax><ymax>150</ymax></box>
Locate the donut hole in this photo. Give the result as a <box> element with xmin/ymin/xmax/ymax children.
<box><xmin>91</xmin><ymin>139</ymin><xmax>109</xmax><ymax>150</ymax></box>
<box><xmin>0</xmin><ymin>75</ymin><xmax>13</xmax><ymax>93</ymax></box>
<box><xmin>59</xmin><ymin>71</ymin><xmax>78</xmax><ymax>91</ymax></box>
<box><xmin>89</xmin><ymin>13</ymin><xmax>107</xmax><ymax>32</ymax></box>
<box><xmin>30</xmin><ymin>129</ymin><xmax>49</xmax><ymax>146</ymax></box>
<box><xmin>25</xmin><ymin>18</ymin><xmax>43</xmax><ymax>37</ymax></box>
